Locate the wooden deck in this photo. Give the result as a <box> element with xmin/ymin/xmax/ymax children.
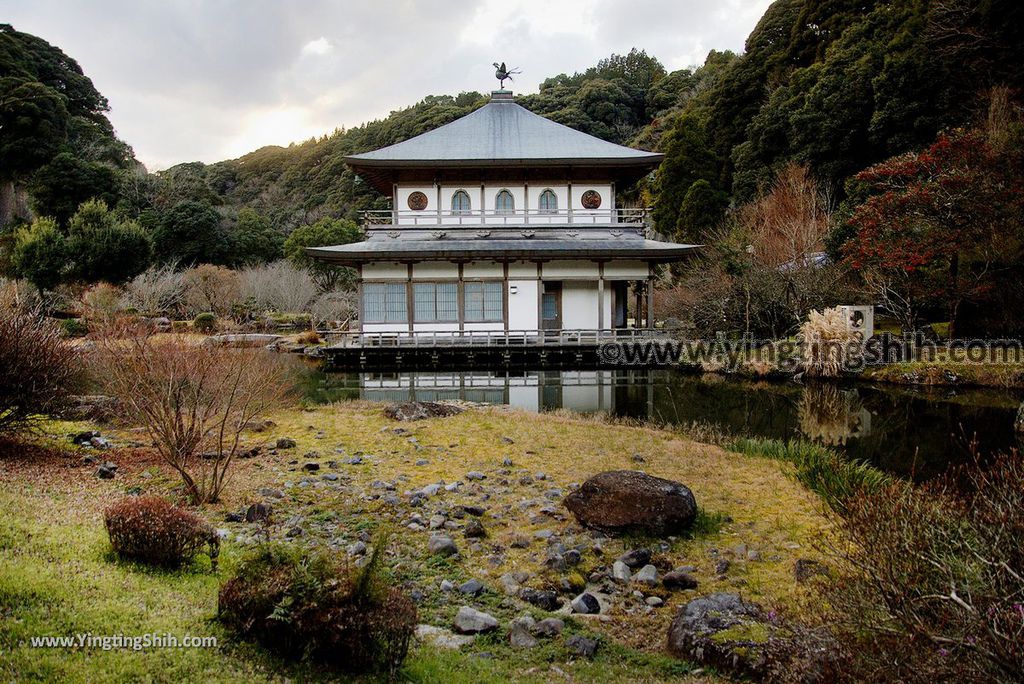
<box><xmin>317</xmin><ymin>328</ymin><xmax>669</xmax><ymax>368</ymax></box>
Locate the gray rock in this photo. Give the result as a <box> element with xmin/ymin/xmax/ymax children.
<box><xmin>421</xmin><ymin>483</ymin><xmax>442</xmax><ymax>497</ymax></box>
<box><xmin>275</xmin><ymin>437</ymin><xmax>296</xmax><ymax>449</ymax></box>
<box><xmin>570</xmin><ymin>592</ymin><xmax>601</xmax><ymax>614</ymax></box>
<box><xmin>465</xmin><ymin>471</ymin><xmax>487</xmax><ymax>481</ymax></box>
<box><xmin>321</xmin><ymin>473</ymin><xmax>339</xmax><ymax>481</ymax></box>
<box><xmin>666</xmin><ymin>592</ymin><xmax>771</xmax><ymax>677</ymax></box>
<box><xmin>458</xmin><ymin>579</ymin><xmax>484</xmax><ymax>596</ymax></box>
<box><xmin>384</xmin><ymin>401</ymin><xmax>463</xmax><ymax>421</ymax></box>
<box><xmin>453</xmin><ymin>606</ymin><xmax>498</xmax><ymax>634</ymax></box>
<box><xmin>428</xmin><ymin>534</ymin><xmax>458</xmax><ymax>557</ymax></box>
<box><xmin>566</xmin><ymin>634</ymin><xmax>599</xmax><ymax>658</ymax></box>
<box><xmin>96</xmin><ymin>462</ymin><xmax>117</xmax><ymax>479</ymax></box>
<box><xmin>715</xmin><ymin>559</ymin><xmax>731</xmax><ymax>575</ymax></box>
<box><xmin>612</xmin><ymin>560</ymin><xmax>632</xmax><ymax>582</ymax></box>
<box><xmin>618</xmin><ymin>548</ymin><xmax>652</xmax><ymax>568</ymax></box>
<box><xmin>429</xmin><ymin>514</ymin><xmax>447</xmax><ymax>530</ymax></box>
<box><xmin>534</xmin><ymin>617</ymin><xmax>564</xmax><ymax>637</ymax></box>
<box><xmin>519</xmin><ymin>588</ymin><xmax>562</xmax><ymax>611</ymax></box>
<box><xmin>463</xmin><ymin>519</ymin><xmax>486</xmax><ymax>538</ymax></box>
<box><xmin>439</xmin><ymin>579</ymin><xmax>455</xmax><ymax>592</ymax></box>
<box><xmin>499</xmin><ymin>573</ymin><xmax>522</xmax><ymax>595</ymax></box>
<box><xmin>509</xmin><ymin>617</ymin><xmax>538</xmax><ymax>648</ymax></box>
<box><xmin>633</xmin><ymin>564</ymin><xmax>658</xmax><ymax>586</ymax></box>
<box><xmin>415</xmin><ymin>624</ymin><xmax>475</xmax><ymax>650</ymax></box>
<box><xmin>347</xmin><ymin>541</ymin><xmax>367</xmax><ymax>556</ymax></box>
<box><xmin>646</xmin><ymin>596</ymin><xmax>664</xmax><ymax>607</ymax></box>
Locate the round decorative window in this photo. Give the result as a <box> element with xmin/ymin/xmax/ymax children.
<box><xmin>407</xmin><ymin>191</ymin><xmax>428</xmax><ymax>210</ymax></box>
<box><xmin>581</xmin><ymin>189</ymin><xmax>602</xmax><ymax>209</ymax></box>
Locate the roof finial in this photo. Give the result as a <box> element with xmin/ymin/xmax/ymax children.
<box><xmin>492</xmin><ymin>62</ymin><xmax>521</xmax><ymax>89</ymax></box>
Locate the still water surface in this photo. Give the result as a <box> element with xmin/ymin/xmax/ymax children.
<box><xmin>298</xmin><ymin>367</ymin><xmax>1023</xmax><ymax>479</ymax></box>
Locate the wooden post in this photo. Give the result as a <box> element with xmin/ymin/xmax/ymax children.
<box><xmin>646</xmin><ymin>278</ymin><xmax>655</xmax><ymax>329</ymax></box>
<box><xmin>503</xmin><ymin>261</ymin><xmax>510</xmax><ymax>334</ymax></box>
<box><xmin>457</xmin><ymin>262</ymin><xmax>465</xmax><ymax>334</ymax></box>
<box><xmin>406</xmin><ymin>263</ymin><xmax>414</xmax><ymax>333</ymax></box>
<box><xmin>597</xmin><ymin>262</ymin><xmax>605</xmax><ymax>332</ymax></box>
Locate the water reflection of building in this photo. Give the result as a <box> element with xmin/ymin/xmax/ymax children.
<box><xmin>358</xmin><ymin>369</ymin><xmax>656</xmax><ymax>415</ymax></box>
<box><xmin>797</xmin><ymin>384</ymin><xmax>872</xmax><ymax>446</ymax></box>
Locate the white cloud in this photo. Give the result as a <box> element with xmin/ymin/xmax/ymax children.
<box><xmin>1</xmin><ymin>0</ymin><xmax>769</xmax><ymax>170</ymax></box>
<box><xmin>300</xmin><ymin>37</ymin><xmax>334</xmax><ymax>57</ymax></box>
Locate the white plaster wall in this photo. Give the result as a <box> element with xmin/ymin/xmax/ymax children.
<box><xmin>463</xmin><ymin>322</ymin><xmax>505</xmax><ymax>333</ymax></box>
<box><xmin>483</xmin><ymin>185</ymin><xmax>527</xmax><ymax>225</ymax></box>
<box><xmin>508</xmin><ymin>279</ymin><xmax>538</xmax><ymax>330</ymax></box>
<box><xmin>561</xmin><ymin>281</ymin><xmax>599</xmax><ymax>329</ymax></box>
<box><xmin>362</xmin><ymin>262</ymin><xmax>408</xmax><ymax>279</ymax></box>
<box><xmin>464</xmin><ymin>261</ymin><xmax>503</xmax><ymax>278</ymax></box>
<box><xmin>509</xmin><ymin>261</ymin><xmax>537</xmax><ymax>278</ymax></box>
<box><xmin>508</xmin><ymin>386</ymin><xmax>540</xmax><ymax>412</ymax></box>
<box><xmin>410</xmin><ymin>323</ymin><xmax>460</xmax><ymax>333</ymax></box>
<box><xmin>411</xmin><ymin>262</ymin><xmax>458</xmax><ymax>278</ymax></box>
<box><xmin>603</xmin><ymin>260</ymin><xmax>650</xmax><ymax>279</ymax></box>
<box><xmin>571</xmin><ymin>183</ymin><xmax>614</xmax><ymax>223</ymax></box>
<box><xmin>395</xmin><ymin>184</ymin><xmax>436</xmax><ymax>225</ymax></box>
<box><xmin>542</xmin><ymin>260</ymin><xmax>600</xmax><ymax>279</ymax></box>
<box><xmin>361</xmin><ymin>323</ymin><xmax>408</xmax><ymax>334</ymax></box>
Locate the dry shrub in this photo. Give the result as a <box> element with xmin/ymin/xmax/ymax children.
<box><xmin>94</xmin><ymin>332</ymin><xmax>290</xmax><ymax>504</ymax></box>
<box><xmin>81</xmin><ymin>282</ymin><xmax>123</xmax><ymax>323</ymax></box>
<box><xmin>797</xmin><ymin>307</ymin><xmax>861</xmax><ymax>377</ymax></box>
<box><xmin>183</xmin><ymin>264</ymin><xmax>241</xmax><ymax>317</ymax></box>
<box><xmin>218</xmin><ymin>540</ymin><xmax>416</xmax><ymax>676</ymax></box>
<box><xmin>294</xmin><ymin>330</ymin><xmax>320</xmax><ymax>345</ymax></box>
<box><xmin>122</xmin><ymin>263</ymin><xmax>185</xmax><ymax>316</ymax></box>
<box><xmin>309</xmin><ymin>289</ymin><xmax>357</xmax><ymax>327</ymax></box>
<box><xmin>104</xmin><ymin>496</ymin><xmax>219</xmax><ymax>568</ymax></box>
<box><xmin>786</xmin><ymin>453</ymin><xmax>1024</xmax><ymax>683</ymax></box>
<box><xmin>0</xmin><ymin>298</ymin><xmax>83</xmax><ymax>435</ymax></box>
<box><xmin>237</xmin><ymin>260</ymin><xmax>318</xmax><ymax>314</ymax></box>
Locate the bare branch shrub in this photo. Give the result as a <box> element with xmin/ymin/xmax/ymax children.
<box><xmin>310</xmin><ymin>289</ymin><xmax>358</xmax><ymax>327</ymax></box>
<box><xmin>94</xmin><ymin>331</ymin><xmax>290</xmax><ymax>504</ymax></box>
<box><xmin>121</xmin><ymin>263</ymin><xmax>186</xmax><ymax>316</ymax></box>
<box><xmin>802</xmin><ymin>453</ymin><xmax>1024</xmax><ymax>683</ymax></box>
<box><xmin>81</xmin><ymin>282</ymin><xmax>124</xmax><ymax>324</ymax></box>
<box><xmin>0</xmin><ymin>294</ymin><xmax>83</xmax><ymax>435</ymax></box>
<box><xmin>237</xmin><ymin>260</ymin><xmax>318</xmax><ymax>313</ymax></box>
<box><xmin>182</xmin><ymin>264</ymin><xmax>241</xmax><ymax>317</ymax></box>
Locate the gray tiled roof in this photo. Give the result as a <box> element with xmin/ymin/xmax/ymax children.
<box><xmin>345</xmin><ymin>93</ymin><xmax>663</xmax><ymax>168</ymax></box>
<box><xmin>307</xmin><ymin>237</ymin><xmax>698</xmax><ymax>265</ymax></box>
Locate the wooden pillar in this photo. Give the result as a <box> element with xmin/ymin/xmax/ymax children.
<box><xmin>597</xmin><ymin>262</ymin><xmax>605</xmax><ymax>332</ymax></box>
<box><xmin>646</xmin><ymin>278</ymin><xmax>655</xmax><ymax>329</ymax></box>
<box><xmin>356</xmin><ymin>264</ymin><xmax>364</xmax><ymax>332</ymax></box>
<box><xmin>436</xmin><ymin>183</ymin><xmax>442</xmax><ymax>224</ymax></box>
<box><xmin>634</xmin><ymin>281</ymin><xmax>642</xmax><ymax>330</ymax></box>
<box><xmin>503</xmin><ymin>261</ymin><xmax>510</xmax><ymax>333</ymax></box>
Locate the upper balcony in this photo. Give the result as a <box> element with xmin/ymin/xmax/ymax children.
<box><xmin>360</xmin><ymin>207</ymin><xmax>650</xmax><ymax>228</ymax></box>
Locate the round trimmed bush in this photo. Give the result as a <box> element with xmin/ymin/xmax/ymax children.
<box><xmin>104</xmin><ymin>496</ymin><xmax>219</xmax><ymax>568</ymax></box>
<box><xmin>192</xmin><ymin>312</ymin><xmax>217</xmax><ymax>333</ymax></box>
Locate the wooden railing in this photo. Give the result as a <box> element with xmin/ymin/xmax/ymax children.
<box><xmin>321</xmin><ymin>328</ymin><xmax>667</xmax><ymax>349</ymax></box>
<box><xmin>360</xmin><ymin>207</ymin><xmax>649</xmax><ymax>226</ymax></box>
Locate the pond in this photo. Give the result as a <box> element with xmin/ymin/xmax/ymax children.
<box><xmin>295</xmin><ymin>366</ymin><xmax>1024</xmax><ymax>480</ymax></box>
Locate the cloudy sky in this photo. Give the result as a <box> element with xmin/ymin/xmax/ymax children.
<box><xmin>3</xmin><ymin>0</ymin><xmax>771</xmax><ymax>170</ymax></box>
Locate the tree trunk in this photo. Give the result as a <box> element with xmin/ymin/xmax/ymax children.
<box><xmin>0</xmin><ymin>181</ymin><xmax>33</xmax><ymax>228</ymax></box>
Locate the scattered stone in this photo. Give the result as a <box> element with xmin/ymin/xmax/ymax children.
<box><xmin>429</xmin><ymin>514</ymin><xmax>447</xmax><ymax>530</ymax></box>
<box><xmin>465</xmin><ymin>471</ymin><xmax>487</xmax><ymax>481</ymax></box>
<box><xmin>415</xmin><ymin>459</ymin><xmax>429</xmax><ymax>466</ymax></box>
<box><xmin>510</xmin><ymin>534</ymin><xmax>531</xmax><ymax>549</ymax></box>
<box><xmin>458</xmin><ymin>579</ymin><xmax>484</xmax><ymax>596</ymax></box>
<box><xmin>564</xmin><ymin>549</ymin><xmax>582</xmax><ymax>566</ymax></box>
<box><xmin>646</xmin><ymin>596</ymin><xmax>664</xmax><ymax>607</ymax></box>
<box><xmin>415</xmin><ymin>624</ymin><xmax>475</xmax><ymax>650</ymax></box>
<box><xmin>519</xmin><ymin>588</ymin><xmax>562</xmax><ymax>611</ymax></box>
<box><xmin>70</xmin><ymin>430</ymin><xmax>100</xmax><ymax>445</ymax></box>
<box><xmin>463</xmin><ymin>519</ymin><xmax>486</xmax><ymax>538</ymax></box>
<box><xmin>321</xmin><ymin>473</ymin><xmax>339</xmax><ymax>482</ymax></box>
<box><xmin>563</xmin><ymin>470</ymin><xmax>698</xmax><ymax>536</ymax></box>
<box><xmin>439</xmin><ymin>579</ymin><xmax>455</xmax><ymax>592</ymax></box>
<box><xmin>499</xmin><ymin>573</ymin><xmax>522</xmax><ymax>595</ymax></box>
<box><xmin>244</xmin><ymin>502</ymin><xmax>272</xmax><ymax>523</ymax></box>
<box><xmin>275</xmin><ymin>437</ymin><xmax>296</xmax><ymax>449</ymax></box>
<box><xmin>666</xmin><ymin>592</ymin><xmax>772</xmax><ymax>677</ymax></box>
<box><xmin>570</xmin><ymin>592</ymin><xmax>601</xmax><ymax>614</ymax></box>
<box><xmin>258</xmin><ymin>487</ymin><xmax>285</xmax><ymax>499</ymax></box>
<box><xmin>224</xmin><ymin>511</ymin><xmax>244</xmax><ymax>523</ymax></box>
<box><xmin>347</xmin><ymin>541</ymin><xmax>367</xmax><ymax>556</ymax></box>
<box><xmin>509</xmin><ymin>617</ymin><xmax>538</xmax><ymax>648</ymax></box>
<box><xmin>534</xmin><ymin>617</ymin><xmax>564</xmax><ymax>637</ymax></box>
<box><xmin>89</xmin><ymin>436</ymin><xmax>111</xmax><ymax>449</ymax></box>
<box><xmin>96</xmin><ymin>462</ymin><xmax>117</xmax><ymax>479</ymax></box>
<box><xmin>461</xmin><ymin>504</ymin><xmax>487</xmax><ymax>516</ymax></box>
<box><xmin>302</xmin><ymin>462</ymin><xmax>320</xmax><ymax>471</ymax></box>
<box><xmin>747</xmin><ymin>548</ymin><xmax>762</xmax><ymax>561</ymax></box>
<box><xmin>633</xmin><ymin>564</ymin><xmax>658</xmax><ymax>586</ymax></box>
<box><xmin>384</xmin><ymin>401</ymin><xmax>463</xmax><ymax>421</ymax></box>
<box><xmin>662</xmin><ymin>570</ymin><xmax>699</xmax><ymax>591</ymax></box>
<box><xmin>286</xmin><ymin>526</ymin><xmax>303</xmax><ymax>538</ymax></box>
<box><xmin>453</xmin><ymin>606</ymin><xmax>499</xmax><ymax>634</ymax></box>
<box><xmin>501</xmin><ymin>436</ymin><xmax>515</xmax><ymax>444</ymax></box>
<box><xmin>428</xmin><ymin>534</ymin><xmax>458</xmax><ymax>557</ymax></box>
<box><xmin>566</xmin><ymin>634</ymin><xmax>599</xmax><ymax>658</ymax></box>
<box><xmin>714</xmin><ymin>559</ymin><xmax>731</xmax><ymax>575</ymax></box>
<box><xmin>612</xmin><ymin>560</ymin><xmax>632</xmax><ymax>582</ymax></box>
<box><xmin>618</xmin><ymin>548</ymin><xmax>652</xmax><ymax>568</ymax></box>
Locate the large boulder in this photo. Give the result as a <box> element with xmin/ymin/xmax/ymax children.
<box><xmin>667</xmin><ymin>593</ymin><xmax>772</xmax><ymax>677</ymax></box>
<box><xmin>563</xmin><ymin>470</ymin><xmax>697</xmax><ymax>536</ymax></box>
<box><xmin>383</xmin><ymin>401</ymin><xmax>463</xmax><ymax>421</ymax></box>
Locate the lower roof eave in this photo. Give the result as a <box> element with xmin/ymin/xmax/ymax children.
<box><xmin>306</xmin><ymin>243</ymin><xmax>700</xmax><ymax>266</ymax></box>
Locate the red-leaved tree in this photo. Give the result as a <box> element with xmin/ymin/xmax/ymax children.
<box><xmin>842</xmin><ymin>110</ymin><xmax>1024</xmax><ymax>334</ymax></box>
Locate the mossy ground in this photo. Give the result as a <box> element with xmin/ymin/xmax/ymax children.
<box><xmin>0</xmin><ymin>402</ymin><xmax>830</xmax><ymax>682</ymax></box>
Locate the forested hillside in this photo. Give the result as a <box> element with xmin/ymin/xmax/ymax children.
<box><xmin>1</xmin><ymin>0</ymin><xmax>1022</xmax><ymax>335</ymax></box>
